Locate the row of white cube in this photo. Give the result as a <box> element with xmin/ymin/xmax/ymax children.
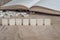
<box><xmin>2</xmin><ymin>19</ymin><xmax>51</xmax><ymax>26</ymax></box>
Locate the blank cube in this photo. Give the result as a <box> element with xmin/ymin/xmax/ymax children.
<box><xmin>16</xmin><ymin>19</ymin><xmax>22</xmax><ymax>25</ymax></box>
<box><xmin>2</xmin><ymin>19</ymin><xmax>8</xmax><ymax>25</ymax></box>
<box><xmin>23</xmin><ymin>19</ymin><xmax>29</xmax><ymax>25</ymax></box>
<box><xmin>30</xmin><ymin>19</ymin><xmax>36</xmax><ymax>26</ymax></box>
<box><xmin>44</xmin><ymin>19</ymin><xmax>51</xmax><ymax>25</ymax></box>
<box><xmin>9</xmin><ymin>19</ymin><xmax>15</xmax><ymax>25</ymax></box>
<box><xmin>37</xmin><ymin>19</ymin><xmax>43</xmax><ymax>26</ymax></box>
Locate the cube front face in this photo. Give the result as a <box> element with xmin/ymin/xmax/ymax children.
<box><xmin>23</xmin><ymin>19</ymin><xmax>29</xmax><ymax>26</ymax></box>
<box><xmin>16</xmin><ymin>19</ymin><xmax>22</xmax><ymax>25</ymax></box>
<box><xmin>9</xmin><ymin>19</ymin><xmax>15</xmax><ymax>25</ymax></box>
<box><xmin>37</xmin><ymin>19</ymin><xmax>44</xmax><ymax>26</ymax></box>
<box><xmin>30</xmin><ymin>19</ymin><xmax>37</xmax><ymax>26</ymax></box>
<box><xmin>2</xmin><ymin>19</ymin><xmax>8</xmax><ymax>26</ymax></box>
<box><xmin>44</xmin><ymin>19</ymin><xmax>51</xmax><ymax>26</ymax></box>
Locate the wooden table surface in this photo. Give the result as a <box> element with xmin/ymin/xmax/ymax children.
<box><xmin>0</xmin><ymin>14</ymin><xmax>60</xmax><ymax>40</ymax></box>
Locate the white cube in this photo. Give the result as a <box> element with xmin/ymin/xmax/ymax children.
<box><xmin>37</xmin><ymin>19</ymin><xmax>43</xmax><ymax>26</ymax></box>
<box><xmin>44</xmin><ymin>19</ymin><xmax>51</xmax><ymax>26</ymax></box>
<box><xmin>30</xmin><ymin>19</ymin><xmax>36</xmax><ymax>26</ymax></box>
<box><xmin>23</xmin><ymin>19</ymin><xmax>29</xmax><ymax>25</ymax></box>
<box><xmin>9</xmin><ymin>19</ymin><xmax>15</xmax><ymax>25</ymax></box>
<box><xmin>2</xmin><ymin>19</ymin><xmax>8</xmax><ymax>25</ymax></box>
<box><xmin>16</xmin><ymin>19</ymin><xmax>22</xmax><ymax>25</ymax></box>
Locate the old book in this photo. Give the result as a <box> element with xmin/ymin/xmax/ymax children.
<box><xmin>0</xmin><ymin>0</ymin><xmax>11</xmax><ymax>6</ymax></box>
<box><xmin>0</xmin><ymin>0</ymin><xmax>60</xmax><ymax>15</ymax></box>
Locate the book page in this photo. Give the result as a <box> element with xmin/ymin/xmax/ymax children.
<box><xmin>1</xmin><ymin>0</ymin><xmax>40</xmax><ymax>8</ymax></box>
<box><xmin>35</xmin><ymin>0</ymin><xmax>60</xmax><ymax>11</ymax></box>
<box><xmin>0</xmin><ymin>0</ymin><xmax>11</xmax><ymax>6</ymax></box>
